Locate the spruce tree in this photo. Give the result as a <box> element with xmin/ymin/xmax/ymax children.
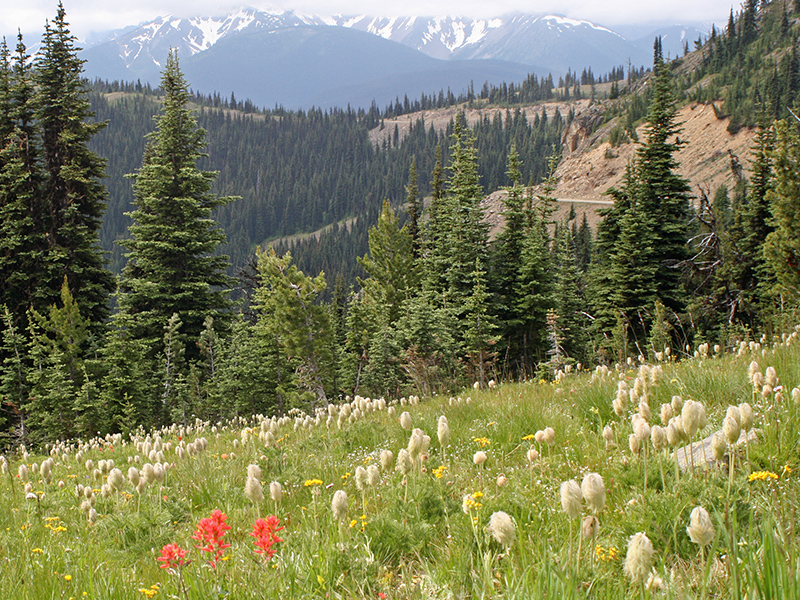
<box><xmin>764</xmin><ymin>119</ymin><xmax>800</xmax><ymax>299</ymax></box>
<box><xmin>0</xmin><ymin>34</ymin><xmax>47</xmax><ymax>325</ymax></box>
<box><xmin>35</xmin><ymin>3</ymin><xmax>114</xmax><ymax>327</ymax></box>
<box><xmin>254</xmin><ymin>248</ymin><xmax>333</xmax><ymax>407</ymax></box>
<box><xmin>119</xmin><ymin>49</ymin><xmax>234</xmax><ymax>360</ymax></box>
<box><xmin>357</xmin><ymin>200</ymin><xmax>420</xmax><ymax>324</ymax></box>
<box><xmin>636</xmin><ymin>38</ymin><xmax>692</xmax><ymax>314</ymax></box>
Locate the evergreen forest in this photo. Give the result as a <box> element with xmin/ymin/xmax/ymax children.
<box><xmin>2</xmin><ymin>0</ymin><xmax>800</xmax><ymax>447</ymax></box>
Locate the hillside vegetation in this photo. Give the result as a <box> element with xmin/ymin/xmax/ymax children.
<box><xmin>1</xmin><ymin>334</ymin><xmax>798</xmax><ymax>599</ymax></box>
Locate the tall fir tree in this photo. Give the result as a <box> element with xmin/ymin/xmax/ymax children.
<box><xmin>119</xmin><ymin>49</ymin><xmax>234</xmax><ymax>361</ymax></box>
<box><xmin>34</xmin><ymin>3</ymin><xmax>114</xmax><ymax>327</ymax></box>
<box><xmin>635</xmin><ymin>38</ymin><xmax>692</xmax><ymax>314</ymax></box>
<box><xmin>0</xmin><ymin>34</ymin><xmax>47</xmax><ymax>325</ymax></box>
<box><xmin>764</xmin><ymin>118</ymin><xmax>800</xmax><ymax>300</ymax></box>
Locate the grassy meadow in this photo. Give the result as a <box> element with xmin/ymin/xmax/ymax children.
<box><xmin>2</xmin><ymin>332</ymin><xmax>800</xmax><ymax>599</ymax></box>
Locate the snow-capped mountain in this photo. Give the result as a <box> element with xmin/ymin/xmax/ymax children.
<box><xmin>78</xmin><ymin>8</ymin><xmax>705</xmax><ymax>109</ymax></box>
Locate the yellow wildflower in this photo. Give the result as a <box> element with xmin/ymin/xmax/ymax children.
<box><xmin>748</xmin><ymin>471</ymin><xmax>779</xmax><ymax>482</ymax></box>
<box><xmin>304</xmin><ymin>479</ymin><xmax>323</xmax><ymax>487</ymax></box>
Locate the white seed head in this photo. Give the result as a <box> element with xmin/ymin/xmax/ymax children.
<box><xmin>247</xmin><ymin>464</ymin><xmax>262</xmax><ymax>480</ymax></box>
<box><xmin>559</xmin><ymin>480</ymin><xmax>582</xmax><ymax>519</ymax></box>
<box><xmin>543</xmin><ymin>427</ymin><xmax>555</xmax><ymax>445</ymax></box>
<box><xmin>711</xmin><ymin>432</ymin><xmax>726</xmax><ymax>461</ymax></box>
<box><xmin>581</xmin><ymin>515</ymin><xmax>600</xmax><ymax>539</ymax></box>
<box><xmin>687</xmin><ymin>506</ymin><xmax>715</xmax><ymax>547</ymax></box>
<box><xmin>473</xmin><ymin>451</ymin><xmax>487</xmax><ymax>466</ymax></box>
<box><xmin>437</xmin><ymin>417</ymin><xmax>450</xmax><ymax>448</ymax></box>
<box><xmin>244</xmin><ymin>475</ymin><xmax>264</xmax><ymax>504</ymax></box>
<box><xmin>624</xmin><ymin>532</ymin><xmax>654</xmax><ymax>584</ymax></box>
<box><xmin>355</xmin><ymin>466</ymin><xmax>368</xmax><ymax>492</ymax></box>
<box><xmin>380</xmin><ymin>449</ymin><xmax>394</xmax><ymax>472</ymax></box>
<box><xmin>270</xmin><ymin>481</ymin><xmax>282</xmax><ymax>503</ymax></box>
<box><xmin>723</xmin><ymin>415</ymin><xmax>741</xmax><ymax>445</ymax></box>
<box><xmin>399</xmin><ymin>411</ymin><xmax>412</xmax><ymax>431</ymax></box>
<box><xmin>331</xmin><ymin>489</ymin><xmax>348</xmax><ymax>522</ymax></box>
<box><xmin>651</xmin><ymin>425</ymin><xmax>667</xmax><ymax>451</ymax></box>
<box><xmin>738</xmin><ymin>402</ymin><xmax>753</xmax><ymax>431</ymax></box>
<box><xmin>629</xmin><ymin>433</ymin><xmax>641</xmax><ymax>455</ymax></box>
<box><xmin>396</xmin><ymin>449</ymin><xmax>413</xmax><ymax>475</ymax></box>
<box><xmin>367</xmin><ymin>464</ymin><xmax>380</xmax><ymax>487</ymax></box>
<box><xmin>488</xmin><ymin>511</ymin><xmax>515</xmax><ymax>548</ymax></box>
<box><xmin>581</xmin><ymin>473</ymin><xmax>606</xmax><ymax>514</ymax></box>
<box><xmin>107</xmin><ymin>468</ymin><xmax>124</xmax><ymax>491</ymax></box>
<box><xmin>526</xmin><ymin>446</ymin><xmax>539</xmax><ymax>462</ymax></box>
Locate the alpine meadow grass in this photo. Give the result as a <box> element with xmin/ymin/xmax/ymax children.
<box><xmin>1</xmin><ymin>331</ymin><xmax>800</xmax><ymax>598</ymax></box>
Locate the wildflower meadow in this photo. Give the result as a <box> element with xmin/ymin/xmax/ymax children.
<box><xmin>2</xmin><ymin>332</ymin><xmax>800</xmax><ymax>599</ymax></box>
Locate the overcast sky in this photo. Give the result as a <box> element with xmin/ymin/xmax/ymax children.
<box><xmin>4</xmin><ymin>0</ymin><xmax>737</xmax><ymax>41</ymax></box>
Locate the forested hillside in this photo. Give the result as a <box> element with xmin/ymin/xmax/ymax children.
<box><xmin>1</xmin><ymin>0</ymin><xmax>800</xmax><ymax>447</ymax></box>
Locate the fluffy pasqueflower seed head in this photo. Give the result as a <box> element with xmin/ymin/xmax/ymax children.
<box><xmin>107</xmin><ymin>468</ymin><xmax>124</xmax><ymax>491</ymax></box>
<box><xmin>581</xmin><ymin>473</ymin><xmax>605</xmax><ymax>514</ymax></box>
<box><xmin>560</xmin><ymin>480</ymin><xmax>582</xmax><ymax>519</ymax></box>
<box><xmin>581</xmin><ymin>515</ymin><xmax>600</xmax><ymax>539</ymax></box>
<box><xmin>687</xmin><ymin>506</ymin><xmax>715</xmax><ymax>547</ymax></box>
<box><xmin>635</xmin><ymin>420</ymin><xmax>651</xmax><ymax>442</ymax></box>
<box><xmin>602</xmin><ymin>426</ymin><xmax>614</xmax><ymax>444</ymax></box>
<box><xmin>488</xmin><ymin>511</ymin><xmax>515</xmax><ymax>548</ymax></box>
<box><xmin>399</xmin><ymin>411</ymin><xmax>412</xmax><ymax>431</ymax></box>
<box><xmin>18</xmin><ymin>464</ymin><xmax>28</xmax><ymax>482</ymax></box>
<box><xmin>367</xmin><ymin>464</ymin><xmax>380</xmax><ymax>487</ymax></box>
<box><xmin>723</xmin><ymin>415</ymin><xmax>741</xmax><ymax>445</ymax></box>
<box><xmin>331</xmin><ymin>490</ymin><xmax>348</xmax><ymax>522</ymax></box>
<box><xmin>629</xmin><ymin>433</ymin><xmax>641</xmax><ymax>455</ymax></box>
<box><xmin>738</xmin><ymin>402</ymin><xmax>753</xmax><ymax>431</ymax></box>
<box><xmin>624</xmin><ymin>532</ymin><xmax>654</xmax><ymax>583</ymax></box>
<box><xmin>396</xmin><ymin>449</ymin><xmax>413</xmax><ymax>475</ymax></box>
<box><xmin>681</xmin><ymin>400</ymin><xmax>701</xmax><ymax>438</ymax></box>
<box><xmin>526</xmin><ymin>446</ymin><xmax>539</xmax><ymax>462</ymax></box>
<box><xmin>660</xmin><ymin>404</ymin><xmax>673</xmax><ymax>426</ymax></box>
<box><xmin>153</xmin><ymin>463</ymin><xmax>165</xmax><ymax>483</ymax></box>
<box><xmin>270</xmin><ymin>481</ymin><xmax>282</xmax><ymax>503</ymax></box>
<box><xmin>380</xmin><ymin>450</ymin><xmax>394</xmax><ymax>472</ymax></box>
<box><xmin>355</xmin><ymin>466</ymin><xmax>368</xmax><ymax>492</ymax></box>
<box><xmin>543</xmin><ymin>427</ymin><xmax>555</xmax><ymax>445</ymax></box>
<box><xmin>651</xmin><ymin>425</ymin><xmax>667</xmax><ymax>451</ymax></box>
<box><xmin>765</xmin><ymin>366</ymin><xmax>778</xmax><ymax>387</ymax></box>
<box><xmin>142</xmin><ymin>463</ymin><xmax>155</xmax><ymax>484</ymax></box>
<box><xmin>473</xmin><ymin>451</ymin><xmax>487</xmax><ymax>466</ymax></box>
<box><xmin>748</xmin><ymin>361</ymin><xmax>760</xmax><ymax>382</ymax></box>
<box><xmin>711</xmin><ymin>432</ymin><xmax>726</xmax><ymax>461</ymax></box>
<box><xmin>671</xmin><ymin>395</ymin><xmax>683</xmax><ymax>413</ymax></box>
<box><xmin>128</xmin><ymin>467</ymin><xmax>140</xmax><ymax>487</ymax></box>
<box><xmin>88</xmin><ymin>508</ymin><xmax>97</xmax><ymax>525</ymax></box>
<box><xmin>245</xmin><ymin>476</ymin><xmax>264</xmax><ymax>504</ymax></box>
<box><xmin>247</xmin><ymin>464</ymin><xmax>262</xmax><ymax>481</ymax></box>
<box><xmin>407</xmin><ymin>431</ymin><xmax>423</xmax><ymax>461</ymax></box>
<box><xmin>725</xmin><ymin>405</ymin><xmax>740</xmax><ymax>426</ymax></box>
<box><xmin>534</xmin><ymin>430</ymin><xmax>545</xmax><ymax>444</ymax></box>
<box><xmin>638</xmin><ymin>401</ymin><xmax>651</xmax><ymax>422</ymax></box>
<box><xmin>496</xmin><ymin>473</ymin><xmax>508</xmax><ymax>487</ymax></box>
<box><xmin>437</xmin><ymin>417</ymin><xmax>451</xmax><ymax>448</ymax></box>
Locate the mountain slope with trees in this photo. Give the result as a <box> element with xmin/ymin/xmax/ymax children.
<box><xmin>1</xmin><ymin>0</ymin><xmax>800</xmax><ymax>445</ymax></box>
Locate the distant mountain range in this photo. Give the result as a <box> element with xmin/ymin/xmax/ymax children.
<box><xmin>78</xmin><ymin>8</ymin><xmax>707</xmax><ymax>109</ymax></box>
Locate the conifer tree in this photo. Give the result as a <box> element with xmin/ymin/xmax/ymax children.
<box><xmin>405</xmin><ymin>158</ymin><xmax>422</xmax><ymax>256</ymax></box>
<box><xmin>764</xmin><ymin>119</ymin><xmax>800</xmax><ymax>299</ymax></box>
<box><xmin>636</xmin><ymin>38</ymin><xmax>692</xmax><ymax>314</ymax></box>
<box><xmin>35</xmin><ymin>3</ymin><xmax>114</xmax><ymax>327</ymax></box>
<box><xmin>254</xmin><ymin>248</ymin><xmax>333</xmax><ymax>407</ymax></box>
<box><xmin>357</xmin><ymin>200</ymin><xmax>420</xmax><ymax>324</ymax></box>
<box><xmin>119</xmin><ymin>50</ymin><xmax>234</xmax><ymax>360</ymax></box>
<box><xmin>0</xmin><ymin>34</ymin><xmax>47</xmax><ymax>325</ymax></box>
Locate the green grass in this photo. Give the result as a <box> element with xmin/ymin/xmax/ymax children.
<box><xmin>2</xmin><ymin>334</ymin><xmax>800</xmax><ymax>599</ymax></box>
